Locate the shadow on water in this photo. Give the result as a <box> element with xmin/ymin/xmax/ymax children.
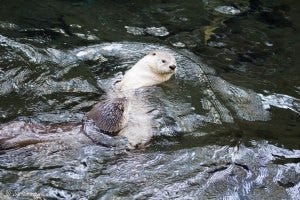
<box><xmin>0</xmin><ymin>0</ymin><xmax>300</xmax><ymax>199</ymax></box>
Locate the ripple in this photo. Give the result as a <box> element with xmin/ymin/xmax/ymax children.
<box><xmin>0</xmin><ymin>34</ymin><xmax>45</xmax><ymax>64</ymax></box>
<box><xmin>0</xmin><ymin>21</ymin><xmax>19</xmax><ymax>30</ymax></box>
<box><xmin>259</xmin><ymin>93</ymin><xmax>300</xmax><ymax>115</ymax></box>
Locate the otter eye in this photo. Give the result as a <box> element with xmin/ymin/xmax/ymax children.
<box><xmin>152</xmin><ymin>53</ymin><xmax>156</xmax><ymax>56</ymax></box>
<box><xmin>162</xmin><ymin>59</ymin><xmax>166</xmax><ymax>63</ymax></box>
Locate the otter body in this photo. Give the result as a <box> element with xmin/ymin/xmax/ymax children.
<box><xmin>86</xmin><ymin>50</ymin><xmax>177</xmax><ymax>148</ymax></box>
<box><xmin>0</xmin><ymin>50</ymin><xmax>176</xmax><ymax>151</ymax></box>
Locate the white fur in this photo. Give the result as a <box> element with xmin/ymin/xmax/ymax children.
<box><xmin>117</xmin><ymin>51</ymin><xmax>176</xmax><ymax>91</ymax></box>
<box><xmin>115</xmin><ymin>50</ymin><xmax>177</xmax><ymax>148</ymax></box>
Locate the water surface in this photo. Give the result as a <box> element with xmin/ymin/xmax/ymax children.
<box><xmin>0</xmin><ymin>0</ymin><xmax>299</xmax><ymax>199</ymax></box>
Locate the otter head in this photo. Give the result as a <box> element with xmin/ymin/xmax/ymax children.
<box><xmin>118</xmin><ymin>50</ymin><xmax>177</xmax><ymax>91</ymax></box>
<box><xmin>143</xmin><ymin>50</ymin><xmax>177</xmax><ymax>75</ymax></box>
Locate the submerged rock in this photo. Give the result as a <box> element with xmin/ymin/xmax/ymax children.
<box><xmin>124</xmin><ymin>26</ymin><xmax>169</xmax><ymax>37</ymax></box>
<box><xmin>214</xmin><ymin>6</ymin><xmax>241</xmax><ymax>15</ymax></box>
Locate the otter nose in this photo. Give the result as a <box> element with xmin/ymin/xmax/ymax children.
<box><xmin>169</xmin><ymin>65</ymin><xmax>176</xmax><ymax>70</ymax></box>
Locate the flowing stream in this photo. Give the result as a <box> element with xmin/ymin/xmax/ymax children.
<box><xmin>0</xmin><ymin>0</ymin><xmax>299</xmax><ymax>199</ymax></box>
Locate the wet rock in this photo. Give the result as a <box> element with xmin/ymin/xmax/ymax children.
<box><xmin>124</xmin><ymin>26</ymin><xmax>169</xmax><ymax>37</ymax></box>
<box><xmin>145</xmin><ymin>27</ymin><xmax>169</xmax><ymax>37</ymax></box>
<box><xmin>214</xmin><ymin>6</ymin><xmax>241</xmax><ymax>15</ymax></box>
<box><xmin>124</xmin><ymin>26</ymin><xmax>144</xmax><ymax>36</ymax></box>
<box><xmin>171</xmin><ymin>42</ymin><xmax>186</xmax><ymax>48</ymax></box>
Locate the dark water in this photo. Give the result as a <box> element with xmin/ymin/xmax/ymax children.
<box><xmin>0</xmin><ymin>0</ymin><xmax>299</xmax><ymax>199</ymax></box>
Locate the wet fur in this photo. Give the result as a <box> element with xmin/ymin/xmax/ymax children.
<box><xmin>87</xmin><ymin>50</ymin><xmax>176</xmax><ymax>148</ymax></box>
<box><xmin>86</xmin><ymin>97</ymin><xmax>128</xmax><ymax>134</ymax></box>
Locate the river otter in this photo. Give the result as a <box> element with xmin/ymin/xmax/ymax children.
<box><xmin>0</xmin><ymin>50</ymin><xmax>176</xmax><ymax>151</ymax></box>
<box><xmin>86</xmin><ymin>50</ymin><xmax>177</xmax><ymax>148</ymax></box>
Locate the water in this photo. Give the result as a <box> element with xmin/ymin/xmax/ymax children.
<box><xmin>0</xmin><ymin>0</ymin><xmax>300</xmax><ymax>199</ymax></box>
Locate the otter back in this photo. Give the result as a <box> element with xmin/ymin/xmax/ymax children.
<box><xmin>86</xmin><ymin>97</ymin><xmax>127</xmax><ymax>134</ymax></box>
